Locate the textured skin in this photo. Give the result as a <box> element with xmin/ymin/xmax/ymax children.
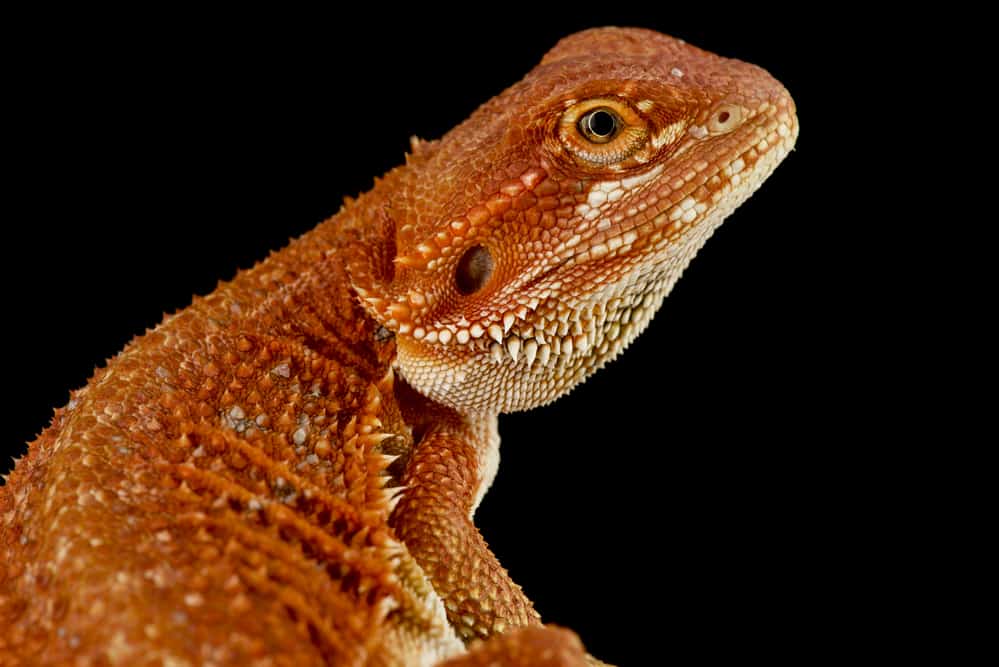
<box><xmin>0</xmin><ymin>28</ymin><xmax>797</xmax><ymax>666</ymax></box>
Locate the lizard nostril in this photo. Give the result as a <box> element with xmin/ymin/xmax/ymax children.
<box><xmin>455</xmin><ymin>245</ymin><xmax>494</xmax><ymax>295</ymax></box>
<box><xmin>707</xmin><ymin>104</ymin><xmax>743</xmax><ymax>134</ymax></box>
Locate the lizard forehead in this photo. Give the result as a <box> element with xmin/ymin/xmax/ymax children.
<box><xmin>536</xmin><ymin>27</ymin><xmax>774</xmax><ymax>103</ymax></box>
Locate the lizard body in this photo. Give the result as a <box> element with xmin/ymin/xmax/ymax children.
<box><xmin>0</xmin><ymin>28</ymin><xmax>797</xmax><ymax>665</ymax></box>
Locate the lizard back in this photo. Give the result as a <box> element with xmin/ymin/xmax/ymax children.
<box><xmin>0</xmin><ymin>217</ymin><xmax>462</xmax><ymax>664</ymax></box>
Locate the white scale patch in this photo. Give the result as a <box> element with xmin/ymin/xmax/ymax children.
<box><xmin>574</xmin><ymin>163</ymin><xmax>665</xmax><ymax>222</ymax></box>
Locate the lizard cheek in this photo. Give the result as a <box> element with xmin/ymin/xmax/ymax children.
<box><xmin>455</xmin><ymin>245</ymin><xmax>494</xmax><ymax>295</ymax></box>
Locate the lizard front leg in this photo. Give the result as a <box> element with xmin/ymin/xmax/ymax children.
<box><xmin>392</xmin><ymin>382</ymin><xmax>540</xmax><ymax>643</ymax></box>
<box><xmin>439</xmin><ymin>626</ymin><xmax>589</xmax><ymax>667</ymax></box>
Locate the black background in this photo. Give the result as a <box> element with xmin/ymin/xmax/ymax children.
<box><xmin>3</xmin><ymin>8</ymin><xmax>899</xmax><ymax>664</ymax></box>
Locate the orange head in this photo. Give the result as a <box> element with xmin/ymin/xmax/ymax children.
<box><xmin>348</xmin><ymin>27</ymin><xmax>798</xmax><ymax>413</ymax></box>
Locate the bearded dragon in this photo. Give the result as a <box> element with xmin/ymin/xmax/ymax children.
<box><xmin>0</xmin><ymin>27</ymin><xmax>797</xmax><ymax>666</ymax></box>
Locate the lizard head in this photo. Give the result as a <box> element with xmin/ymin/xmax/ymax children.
<box><xmin>349</xmin><ymin>27</ymin><xmax>798</xmax><ymax>413</ymax></box>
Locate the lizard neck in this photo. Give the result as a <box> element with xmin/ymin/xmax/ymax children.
<box><xmin>392</xmin><ymin>379</ymin><xmax>501</xmax><ymax>514</ymax></box>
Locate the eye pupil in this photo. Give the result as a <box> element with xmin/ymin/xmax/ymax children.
<box><xmin>717</xmin><ymin>111</ymin><xmax>731</xmax><ymax>123</ymax></box>
<box><xmin>586</xmin><ymin>110</ymin><xmax>616</xmax><ymax>137</ymax></box>
<box><xmin>579</xmin><ymin>108</ymin><xmax>618</xmax><ymax>143</ymax></box>
<box><xmin>455</xmin><ymin>245</ymin><xmax>494</xmax><ymax>295</ymax></box>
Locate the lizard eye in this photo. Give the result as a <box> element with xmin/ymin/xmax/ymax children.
<box><xmin>558</xmin><ymin>97</ymin><xmax>649</xmax><ymax>166</ymax></box>
<box><xmin>578</xmin><ymin>108</ymin><xmax>619</xmax><ymax>143</ymax></box>
<box><xmin>455</xmin><ymin>245</ymin><xmax>494</xmax><ymax>295</ymax></box>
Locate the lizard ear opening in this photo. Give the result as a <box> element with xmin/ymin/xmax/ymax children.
<box><xmin>455</xmin><ymin>245</ymin><xmax>494</xmax><ymax>295</ymax></box>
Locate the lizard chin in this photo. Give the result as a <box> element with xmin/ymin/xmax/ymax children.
<box><xmin>392</xmin><ymin>222</ymin><xmax>706</xmax><ymax>414</ymax></box>
<box><xmin>393</xmin><ymin>270</ymin><xmax>669</xmax><ymax>414</ymax></box>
